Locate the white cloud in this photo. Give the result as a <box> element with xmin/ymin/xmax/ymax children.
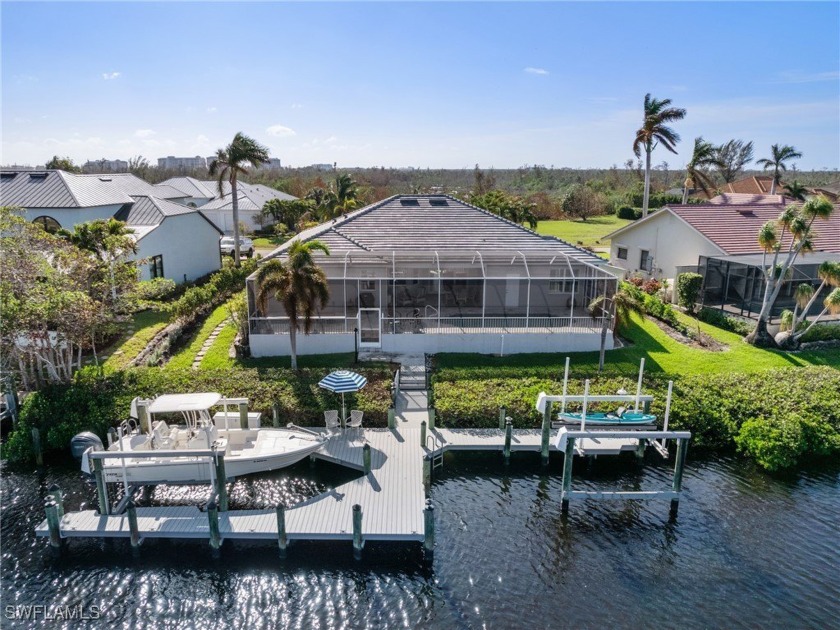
<box><xmin>102</xmin><ymin>72</ymin><xmax>121</xmax><ymax>80</ymax></box>
<box><xmin>524</xmin><ymin>67</ymin><xmax>549</xmax><ymax>76</ymax></box>
<box><xmin>206</xmin><ymin>106</ymin><xmax>218</xmax><ymax>113</ymax></box>
<box><xmin>266</xmin><ymin>124</ymin><xmax>296</xmax><ymax>137</ymax></box>
<box><xmin>772</xmin><ymin>70</ymin><xmax>840</xmax><ymax>84</ymax></box>
<box><xmin>134</xmin><ymin>129</ymin><xmax>156</xmax><ymax>138</ymax></box>
<box><xmin>291</xmin><ymin>103</ymin><xmax>303</xmax><ymax>109</ymax></box>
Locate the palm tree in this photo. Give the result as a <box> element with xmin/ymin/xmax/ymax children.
<box><xmin>328</xmin><ymin>173</ymin><xmax>359</xmax><ymax>218</ymax></box>
<box><xmin>793</xmin><ymin>288</ymin><xmax>840</xmax><ymax>342</ymax></box>
<box><xmin>790</xmin><ymin>260</ymin><xmax>840</xmax><ymax>337</ymax></box>
<box><xmin>209</xmin><ymin>133</ymin><xmax>270</xmax><ymax>266</ymax></box>
<box><xmin>756</xmin><ymin>144</ymin><xmax>802</xmax><ymax>195</ymax></box>
<box><xmin>633</xmin><ymin>93</ymin><xmax>686</xmax><ymax>217</ymax></box>
<box><xmin>682</xmin><ymin>137</ymin><xmax>722</xmax><ymax>203</ymax></box>
<box><xmin>782</xmin><ymin>180</ymin><xmax>808</xmax><ymax>201</ymax></box>
<box><xmin>589</xmin><ymin>283</ymin><xmax>645</xmax><ymax>372</ymax></box>
<box><xmin>255</xmin><ymin>240</ymin><xmax>330</xmax><ymax>369</ymax></box>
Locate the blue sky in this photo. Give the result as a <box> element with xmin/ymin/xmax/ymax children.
<box><xmin>2</xmin><ymin>1</ymin><xmax>838</xmax><ymax>170</ymax></box>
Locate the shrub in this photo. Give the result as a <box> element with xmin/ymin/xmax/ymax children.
<box><xmin>628</xmin><ymin>277</ymin><xmax>644</xmax><ymax>288</ymax></box>
<box><xmin>697</xmin><ymin>307</ymin><xmax>755</xmax><ymax>336</ymax></box>
<box><xmin>800</xmin><ymin>322</ymin><xmax>840</xmax><ymax>343</ymax></box>
<box><xmin>133</xmin><ymin>277</ymin><xmax>177</xmax><ymax>302</ymax></box>
<box><xmin>676</xmin><ymin>273</ymin><xmax>703</xmax><ymax>314</ymax></box>
<box><xmin>617</xmin><ymin>205</ymin><xmax>637</xmax><ymax>220</ymax></box>
<box><xmin>641</xmin><ymin>279</ymin><xmax>661</xmax><ymax>295</ymax></box>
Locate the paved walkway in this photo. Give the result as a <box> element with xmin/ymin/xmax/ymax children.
<box><xmin>395</xmin><ymin>390</ymin><xmax>429</xmax><ymax>428</ymax></box>
<box><xmin>192</xmin><ymin>320</ymin><xmax>229</xmax><ymax>369</ymax></box>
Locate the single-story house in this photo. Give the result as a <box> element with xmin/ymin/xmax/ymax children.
<box><xmin>160</xmin><ymin>176</ymin><xmax>297</xmax><ymax>233</ymax></box>
<box><xmin>0</xmin><ymin>169</ymin><xmax>223</xmax><ymax>283</ymax></box>
<box><xmin>246</xmin><ymin>194</ymin><xmax>618</xmax><ymax>357</ymax></box>
<box><xmin>605</xmin><ymin>201</ymin><xmax>840</xmax><ymax>317</ymax></box>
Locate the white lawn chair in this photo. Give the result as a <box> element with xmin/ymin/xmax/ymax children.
<box><xmin>324</xmin><ymin>410</ymin><xmax>340</xmax><ymax>435</ymax></box>
<box><xmin>347</xmin><ymin>410</ymin><xmax>363</xmax><ymax>433</ymax></box>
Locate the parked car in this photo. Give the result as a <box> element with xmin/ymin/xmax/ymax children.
<box><xmin>220</xmin><ymin>236</ymin><xmax>254</xmax><ymax>258</ymax></box>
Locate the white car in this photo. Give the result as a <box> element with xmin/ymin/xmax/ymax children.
<box><xmin>220</xmin><ymin>236</ymin><xmax>254</xmax><ymax>258</ymax></box>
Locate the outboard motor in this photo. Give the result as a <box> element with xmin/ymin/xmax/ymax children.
<box><xmin>70</xmin><ymin>431</ymin><xmax>104</xmax><ymax>461</ymax></box>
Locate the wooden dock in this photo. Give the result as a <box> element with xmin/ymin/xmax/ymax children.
<box><xmin>36</xmin><ymin>424</ymin><xmax>688</xmax><ymax>552</ymax></box>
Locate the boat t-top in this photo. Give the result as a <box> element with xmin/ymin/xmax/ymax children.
<box><xmin>78</xmin><ymin>392</ymin><xmax>327</xmax><ymax>484</ymax></box>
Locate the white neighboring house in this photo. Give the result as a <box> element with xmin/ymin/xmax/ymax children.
<box><xmin>0</xmin><ymin>169</ymin><xmax>222</xmax><ymax>283</ymax></box>
<box><xmin>604</xmin><ymin>201</ymin><xmax>806</xmax><ymax>282</ymax></box>
<box><xmin>160</xmin><ymin>176</ymin><xmax>297</xmax><ymax>234</ymax></box>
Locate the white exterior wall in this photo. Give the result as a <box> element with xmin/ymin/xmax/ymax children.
<box><xmin>200</xmin><ymin>208</ymin><xmax>268</xmax><ymax>234</ymax></box>
<box><xmin>608</xmin><ymin>212</ymin><xmax>724</xmax><ymax>280</ymax></box>
<box><xmin>135</xmin><ymin>214</ymin><xmax>221</xmax><ymax>283</ymax></box>
<box><xmin>250</xmin><ymin>330</ymin><xmax>613</xmax><ymax>357</ymax></box>
<box><xmin>20</xmin><ymin>204</ymin><xmax>125</xmax><ymax>229</ymax></box>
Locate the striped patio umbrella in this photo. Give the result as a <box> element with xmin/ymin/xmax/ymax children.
<box><xmin>318</xmin><ymin>370</ymin><xmax>368</xmax><ymax>425</ymax></box>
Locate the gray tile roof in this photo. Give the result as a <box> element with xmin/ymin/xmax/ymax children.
<box><xmin>264</xmin><ymin>195</ymin><xmax>606</xmax><ymax>264</ymax></box>
<box><xmin>0</xmin><ymin>170</ymin><xmax>134</xmax><ymax>208</ymax></box>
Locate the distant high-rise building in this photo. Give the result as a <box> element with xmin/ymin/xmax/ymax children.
<box><xmin>257</xmin><ymin>158</ymin><xmax>283</xmax><ymax>170</ymax></box>
<box><xmin>83</xmin><ymin>158</ymin><xmax>128</xmax><ymax>172</ymax></box>
<box><xmin>311</xmin><ymin>163</ymin><xmax>334</xmax><ymax>171</ymax></box>
<box><xmin>158</xmin><ymin>156</ymin><xmax>207</xmax><ymax>170</ymax></box>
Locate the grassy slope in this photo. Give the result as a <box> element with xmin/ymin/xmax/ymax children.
<box><xmin>436</xmin><ymin>312</ymin><xmax>840</xmax><ymax>376</ymax></box>
<box><xmin>101</xmin><ymin>309</ymin><xmax>171</xmax><ymax>371</ymax></box>
<box><xmin>536</xmin><ymin>215</ymin><xmax>632</xmax><ymax>248</ymax></box>
<box><xmin>166</xmin><ymin>303</ymin><xmax>231</xmax><ymax>370</ymax></box>
<box><xmin>253</xmin><ymin>236</ymin><xmax>285</xmax><ymax>249</ymax></box>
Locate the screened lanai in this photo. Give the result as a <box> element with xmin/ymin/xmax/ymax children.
<box><xmin>247</xmin><ymin>248</ymin><xmax>617</xmax><ymax>338</ymax></box>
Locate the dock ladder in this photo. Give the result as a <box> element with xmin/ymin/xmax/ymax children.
<box><xmin>426</xmin><ymin>433</ymin><xmax>444</xmax><ymax>470</ymax></box>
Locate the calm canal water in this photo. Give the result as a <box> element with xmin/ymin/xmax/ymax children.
<box><xmin>2</xmin><ymin>452</ymin><xmax>839</xmax><ymax>629</ymax></box>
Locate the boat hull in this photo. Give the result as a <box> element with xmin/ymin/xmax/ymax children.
<box><xmin>556</xmin><ymin>412</ymin><xmax>656</xmax><ymax>425</ymax></box>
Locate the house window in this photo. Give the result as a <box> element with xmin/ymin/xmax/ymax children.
<box><xmin>32</xmin><ymin>216</ymin><xmax>61</xmax><ymax>233</ymax></box>
<box><xmin>149</xmin><ymin>255</ymin><xmax>164</xmax><ymax>279</ymax></box>
<box><xmin>617</xmin><ymin>247</ymin><xmax>628</xmax><ymax>260</ymax></box>
<box><xmin>640</xmin><ymin>250</ymin><xmax>653</xmax><ymax>272</ymax></box>
<box><xmin>549</xmin><ymin>269</ymin><xmax>573</xmax><ymax>294</ymax></box>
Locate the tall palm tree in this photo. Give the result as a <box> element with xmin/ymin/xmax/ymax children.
<box><xmin>682</xmin><ymin>137</ymin><xmax>722</xmax><ymax>203</ymax></box>
<box><xmin>782</xmin><ymin>180</ymin><xmax>808</xmax><ymax>201</ymax></box>
<box><xmin>633</xmin><ymin>93</ymin><xmax>686</xmax><ymax>217</ymax></box>
<box><xmin>209</xmin><ymin>132</ymin><xmax>270</xmax><ymax>266</ymax></box>
<box><xmin>255</xmin><ymin>240</ymin><xmax>330</xmax><ymax>369</ymax></box>
<box><xmin>756</xmin><ymin>144</ymin><xmax>802</xmax><ymax>195</ymax></box>
<box><xmin>327</xmin><ymin>173</ymin><xmax>360</xmax><ymax>218</ymax></box>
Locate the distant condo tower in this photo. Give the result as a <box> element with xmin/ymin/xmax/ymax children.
<box><xmin>158</xmin><ymin>155</ymin><xmax>208</xmax><ymax>170</ymax></box>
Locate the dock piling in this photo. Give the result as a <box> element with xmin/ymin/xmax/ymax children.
<box><xmin>44</xmin><ymin>498</ymin><xmax>61</xmax><ymax>553</ymax></box>
<box><xmin>238</xmin><ymin>402</ymin><xmax>248</xmax><ymax>430</ymax></box>
<box><xmin>213</xmin><ymin>449</ymin><xmax>228</xmax><ymax>512</ymax></box>
<box><xmin>498</xmin><ymin>406</ymin><xmax>506</xmax><ymax>430</ymax></box>
<box><xmin>48</xmin><ymin>484</ymin><xmax>64</xmax><ymax>519</ymax></box>
<box><xmin>423</xmin><ymin>455</ymin><xmax>431</xmax><ymax>493</ymax></box>
<box><xmin>276</xmin><ymin>505</ymin><xmax>287</xmax><ymax>558</ymax></box>
<box><xmin>31</xmin><ymin>427</ymin><xmax>43</xmax><ymax>466</ymax></box>
<box><xmin>669</xmin><ymin>437</ymin><xmax>689</xmax><ymax>517</ymax></box>
<box><xmin>420</xmin><ymin>420</ymin><xmax>427</xmax><ymax>448</ymax></box>
<box><xmin>92</xmin><ymin>457</ymin><xmax>110</xmax><ymax>516</ymax></box>
<box><xmin>208</xmin><ymin>501</ymin><xmax>222</xmax><ymax>554</ymax></box>
<box><xmin>541</xmin><ymin>400</ymin><xmax>553</xmax><ymax>467</ymax></box>
<box><xmin>352</xmin><ymin>504</ymin><xmax>363</xmax><ymax>560</ymax></box>
<box><xmin>428</xmin><ymin>406</ymin><xmax>436</xmax><ymax>430</ymax></box>
<box><xmin>126</xmin><ymin>501</ymin><xmax>141</xmax><ymax>552</ymax></box>
<box><xmin>423</xmin><ymin>499</ymin><xmax>435</xmax><ymax>559</ymax></box>
<box><xmin>272</xmin><ymin>402</ymin><xmax>281</xmax><ymax>428</ymax></box>
<box><xmin>560</xmin><ymin>436</ymin><xmax>576</xmax><ymax>514</ymax></box>
<box><xmin>363</xmin><ymin>443</ymin><xmax>371</xmax><ymax>475</ymax></box>
<box><xmin>503</xmin><ymin>417</ymin><xmax>512</xmax><ymax>464</ymax></box>
<box><xmin>388</xmin><ymin>407</ymin><xmax>395</xmax><ymax>430</ymax></box>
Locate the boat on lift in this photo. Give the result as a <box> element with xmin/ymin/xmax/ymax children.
<box><xmin>79</xmin><ymin>393</ymin><xmax>327</xmax><ymax>484</ymax></box>
<box><xmin>555</xmin><ymin>407</ymin><xmax>656</xmax><ymax>426</ymax></box>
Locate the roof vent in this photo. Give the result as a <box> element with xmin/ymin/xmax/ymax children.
<box><xmin>737</xmin><ymin>209</ymin><xmax>756</xmax><ymax>217</ymax></box>
<box><xmin>429</xmin><ymin>198</ymin><xmax>449</xmax><ymax>206</ymax></box>
<box><xmin>400</xmin><ymin>199</ymin><xmax>420</xmax><ymax>206</ymax></box>
<box><xmin>29</xmin><ymin>172</ymin><xmax>48</xmax><ymax>180</ymax></box>
<box><xmin>99</xmin><ymin>177</ymin><xmax>112</xmax><ymax>182</ymax></box>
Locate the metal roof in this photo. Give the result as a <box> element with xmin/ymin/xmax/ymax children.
<box><xmin>199</xmin><ymin>181</ymin><xmax>296</xmax><ymax>211</ymax></box>
<box><xmin>0</xmin><ymin>170</ymin><xmax>134</xmax><ymax>208</ymax></box>
<box><xmin>703</xmin><ymin>251</ymin><xmax>840</xmax><ymax>266</ymax></box>
<box><xmin>114</xmin><ymin>195</ymin><xmax>200</xmax><ymax>226</ymax></box>
<box><xmin>73</xmin><ymin>173</ymin><xmax>189</xmax><ymax>200</ymax></box>
<box><xmin>262</xmin><ymin>195</ymin><xmax>606</xmax><ymax>265</ymax></box>
<box><xmin>159</xmin><ymin>177</ymin><xmax>217</xmax><ymax>199</ymax></box>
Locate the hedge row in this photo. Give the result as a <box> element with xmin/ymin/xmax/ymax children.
<box><xmin>431</xmin><ymin>366</ymin><xmax>840</xmax><ymax>471</ymax></box>
<box><xmin>3</xmin><ymin>364</ymin><xmax>393</xmax><ymax>465</ymax></box>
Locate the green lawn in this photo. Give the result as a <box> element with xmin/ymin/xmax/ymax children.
<box><xmin>101</xmin><ymin>309</ymin><xmax>172</xmax><ymax>371</ymax></box>
<box><xmin>166</xmin><ymin>302</ymin><xmax>232</xmax><ymax>370</ymax></box>
<box><xmin>253</xmin><ymin>236</ymin><xmax>286</xmax><ymax>249</ymax></box>
<box><xmin>536</xmin><ymin>215</ymin><xmax>632</xmax><ymax>248</ymax></box>
<box><xmin>436</xmin><ymin>312</ymin><xmax>840</xmax><ymax>377</ymax></box>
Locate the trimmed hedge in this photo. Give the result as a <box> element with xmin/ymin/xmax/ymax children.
<box><xmin>3</xmin><ymin>364</ymin><xmax>393</xmax><ymax>465</ymax></box>
<box><xmin>431</xmin><ymin>366</ymin><xmax>840</xmax><ymax>471</ymax></box>
<box><xmin>697</xmin><ymin>307</ymin><xmax>755</xmax><ymax>337</ymax></box>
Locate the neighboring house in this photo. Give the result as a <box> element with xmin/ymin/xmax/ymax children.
<box><xmin>247</xmin><ymin>194</ymin><xmax>618</xmax><ymax>357</ymax></box>
<box><xmin>0</xmin><ymin>169</ymin><xmax>222</xmax><ymax>283</ymax></box>
<box><xmin>721</xmin><ymin>175</ymin><xmax>781</xmax><ymax>195</ymax></box>
<box><xmin>605</xmin><ymin>202</ymin><xmax>840</xmax><ymax>317</ymax></box>
<box><xmin>160</xmin><ymin>177</ymin><xmax>297</xmax><ymax>233</ymax></box>
<box><xmin>811</xmin><ymin>182</ymin><xmax>840</xmax><ymax>202</ymax></box>
<box><xmin>708</xmin><ymin>193</ymin><xmax>785</xmax><ymax>205</ymax></box>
